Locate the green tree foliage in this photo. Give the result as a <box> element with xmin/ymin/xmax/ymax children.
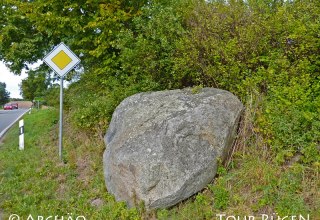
<box><xmin>20</xmin><ymin>70</ymin><xmax>49</xmax><ymax>100</ymax></box>
<box><xmin>0</xmin><ymin>0</ymin><xmax>148</xmax><ymax>73</ymax></box>
<box><xmin>172</xmin><ymin>0</ymin><xmax>320</xmax><ymax>165</ymax></box>
<box><xmin>43</xmin><ymin>84</ymin><xmax>60</xmax><ymax>107</ymax></box>
<box><xmin>0</xmin><ymin>82</ymin><xmax>10</xmax><ymax>105</ymax></box>
<box><xmin>117</xmin><ymin>0</ymin><xmax>191</xmax><ymax>90</ymax></box>
<box><xmin>0</xmin><ymin>0</ymin><xmax>319</xmax><ymax>165</ymax></box>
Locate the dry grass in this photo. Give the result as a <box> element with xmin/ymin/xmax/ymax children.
<box><xmin>225</xmin><ymin>93</ymin><xmax>267</xmax><ymax>167</ymax></box>
<box><xmin>1</xmin><ymin>104</ymin><xmax>319</xmax><ymax>219</ymax></box>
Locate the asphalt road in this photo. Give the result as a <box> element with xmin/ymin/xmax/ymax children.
<box><xmin>0</xmin><ymin>108</ymin><xmax>30</xmax><ymax>139</ymax></box>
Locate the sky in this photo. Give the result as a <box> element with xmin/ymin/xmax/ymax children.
<box><xmin>0</xmin><ymin>61</ymin><xmax>28</xmax><ymax>99</ymax></box>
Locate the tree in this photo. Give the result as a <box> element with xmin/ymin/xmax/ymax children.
<box><xmin>2</xmin><ymin>0</ymin><xmax>320</xmax><ymax>166</ymax></box>
<box><xmin>117</xmin><ymin>0</ymin><xmax>192</xmax><ymax>90</ymax></box>
<box><xmin>0</xmin><ymin>0</ymin><xmax>148</xmax><ymax>74</ymax></box>
<box><xmin>19</xmin><ymin>70</ymin><xmax>49</xmax><ymax>100</ymax></box>
<box><xmin>0</xmin><ymin>82</ymin><xmax>10</xmax><ymax>105</ymax></box>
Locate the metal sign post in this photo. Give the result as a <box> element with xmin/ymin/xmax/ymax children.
<box><xmin>44</xmin><ymin>42</ymin><xmax>80</xmax><ymax>160</ymax></box>
<box><xmin>59</xmin><ymin>77</ymin><xmax>64</xmax><ymax>160</ymax></box>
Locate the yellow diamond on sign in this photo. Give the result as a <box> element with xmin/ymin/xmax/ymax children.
<box><xmin>44</xmin><ymin>42</ymin><xmax>80</xmax><ymax>77</ymax></box>
<box><xmin>51</xmin><ymin>50</ymin><xmax>72</xmax><ymax>70</ymax></box>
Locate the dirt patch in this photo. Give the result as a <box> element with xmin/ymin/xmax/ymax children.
<box><xmin>77</xmin><ymin>156</ymin><xmax>91</xmax><ymax>186</ymax></box>
<box><xmin>90</xmin><ymin>198</ymin><xmax>104</xmax><ymax>208</ymax></box>
<box><xmin>14</xmin><ymin>101</ymin><xmax>33</xmax><ymax>109</ymax></box>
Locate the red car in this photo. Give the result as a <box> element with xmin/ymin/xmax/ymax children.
<box><xmin>11</xmin><ymin>102</ymin><xmax>18</xmax><ymax>109</ymax></box>
<box><xmin>3</xmin><ymin>103</ymin><xmax>13</xmax><ymax>110</ymax></box>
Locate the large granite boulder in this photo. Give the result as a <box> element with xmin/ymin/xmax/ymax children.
<box><xmin>103</xmin><ymin>88</ymin><xmax>243</xmax><ymax>209</ymax></box>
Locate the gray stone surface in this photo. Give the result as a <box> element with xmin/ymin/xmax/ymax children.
<box><xmin>103</xmin><ymin>88</ymin><xmax>243</xmax><ymax>209</ymax></box>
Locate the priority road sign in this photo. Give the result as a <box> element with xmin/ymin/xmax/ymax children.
<box><xmin>43</xmin><ymin>42</ymin><xmax>81</xmax><ymax>160</ymax></box>
<box><xmin>44</xmin><ymin>42</ymin><xmax>80</xmax><ymax>77</ymax></box>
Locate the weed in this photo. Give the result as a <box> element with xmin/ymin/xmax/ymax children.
<box><xmin>0</xmin><ymin>107</ymin><xmax>319</xmax><ymax>219</ymax></box>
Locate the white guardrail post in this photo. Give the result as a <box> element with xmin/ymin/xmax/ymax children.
<box><xmin>19</xmin><ymin>119</ymin><xmax>24</xmax><ymax>150</ymax></box>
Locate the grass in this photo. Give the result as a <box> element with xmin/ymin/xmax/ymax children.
<box><xmin>0</xmin><ymin>108</ymin><xmax>319</xmax><ymax>220</ymax></box>
<box><xmin>0</xmin><ymin>109</ymin><xmax>141</xmax><ymax>220</ymax></box>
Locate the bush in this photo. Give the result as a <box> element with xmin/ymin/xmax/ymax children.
<box><xmin>64</xmin><ymin>0</ymin><xmax>320</xmax><ymax>166</ymax></box>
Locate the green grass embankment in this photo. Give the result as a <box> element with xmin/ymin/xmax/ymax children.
<box><xmin>0</xmin><ymin>109</ymin><xmax>319</xmax><ymax>220</ymax></box>
<box><xmin>0</xmin><ymin>109</ymin><xmax>141</xmax><ymax>220</ymax></box>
